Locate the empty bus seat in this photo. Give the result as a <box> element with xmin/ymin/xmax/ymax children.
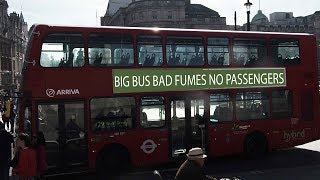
<box><xmin>210</xmin><ymin>55</ymin><xmax>217</xmax><ymax>65</ymax></box>
<box><xmin>188</xmin><ymin>55</ymin><xmax>197</xmax><ymax>66</ymax></box>
<box><xmin>235</xmin><ymin>54</ymin><xmax>245</xmax><ymax>65</ymax></box>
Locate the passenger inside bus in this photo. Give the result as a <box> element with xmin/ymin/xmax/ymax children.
<box><xmin>66</xmin><ymin>115</ymin><xmax>81</xmax><ymax>140</ymax></box>
<box><xmin>66</xmin><ymin>53</ymin><xmax>74</xmax><ymax>67</ymax></box>
<box><xmin>93</xmin><ymin>53</ymin><xmax>103</xmax><ymax>66</ymax></box>
<box><xmin>58</xmin><ymin>57</ymin><xmax>67</xmax><ymax>67</ymax></box>
<box><xmin>118</xmin><ymin>53</ymin><xmax>130</xmax><ymax>65</ymax></box>
<box><xmin>217</xmin><ymin>54</ymin><xmax>225</xmax><ymax>65</ymax></box>
<box><xmin>140</xmin><ymin>112</ymin><xmax>148</xmax><ymax>127</ymax></box>
<box><xmin>245</xmin><ymin>54</ymin><xmax>257</xmax><ymax>66</ymax></box>
<box><xmin>212</xmin><ymin>106</ymin><xmax>232</xmax><ymax>122</ymax></box>
<box><xmin>143</xmin><ymin>53</ymin><xmax>156</xmax><ymax>66</ymax></box>
<box><xmin>75</xmin><ymin>49</ymin><xmax>84</xmax><ymax>66</ymax></box>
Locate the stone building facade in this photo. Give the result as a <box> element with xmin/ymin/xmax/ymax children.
<box><xmin>0</xmin><ymin>0</ymin><xmax>28</xmax><ymax>94</ymax></box>
<box><xmin>101</xmin><ymin>0</ymin><xmax>227</xmax><ymax>30</ymax></box>
<box><xmin>247</xmin><ymin>11</ymin><xmax>320</xmax><ymax>40</ymax></box>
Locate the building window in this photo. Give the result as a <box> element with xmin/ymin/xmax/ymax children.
<box><xmin>168</xmin><ymin>11</ymin><xmax>172</xmax><ymax>19</ymax></box>
<box><xmin>139</xmin><ymin>12</ymin><xmax>144</xmax><ymax>20</ymax></box>
<box><xmin>152</xmin><ymin>11</ymin><xmax>157</xmax><ymax>19</ymax></box>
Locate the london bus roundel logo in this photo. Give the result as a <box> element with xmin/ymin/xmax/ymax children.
<box><xmin>46</xmin><ymin>89</ymin><xmax>55</xmax><ymax>97</ymax></box>
<box><xmin>140</xmin><ymin>139</ymin><xmax>157</xmax><ymax>154</ymax></box>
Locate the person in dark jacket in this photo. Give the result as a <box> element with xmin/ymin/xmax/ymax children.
<box><xmin>0</xmin><ymin>122</ymin><xmax>14</xmax><ymax>180</ymax></box>
<box><xmin>175</xmin><ymin>147</ymin><xmax>215</xmax><ymax>180</ymax></box>
<box><xmin>66</xmin><ymin>115</ymin><xmax>81</xmax><ymax>140</ymax></box>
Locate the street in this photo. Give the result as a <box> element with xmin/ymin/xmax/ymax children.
<box><xmin>46</xmin><ymin>140</ymin><xmax>320</xmax><ymax>180</ymax></box>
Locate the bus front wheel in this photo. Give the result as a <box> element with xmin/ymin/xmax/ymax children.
<box><xmin>96</xmin><ymin>145</ymin><xmax>130</xmax><ymax>179</ymax></box>
<box><xmin>244</xmin><ymin>132</ymin><xmax>267</xmax><ymax>159</ymax></box>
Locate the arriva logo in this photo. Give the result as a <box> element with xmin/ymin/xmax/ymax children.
<box><xmin>46</xmin><ymin>88</ymin><xmax>80</xmax><ymax>97</ymax></box>
<box><xmin>283</xmin><ymin>130</ymin><xmax>305</xmax><ymax>142</ymax></box>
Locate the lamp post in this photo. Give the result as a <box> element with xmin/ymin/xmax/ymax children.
<box><xmin>244</xmin><ymin>0</ymin><xmax>252</xmax><ymax>31</ymax></box>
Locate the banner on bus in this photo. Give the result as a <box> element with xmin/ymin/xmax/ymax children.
<box><xmin>112</xmin><ymin>68</ymin><xmax>286</xmax><ymax>93</ymax></box>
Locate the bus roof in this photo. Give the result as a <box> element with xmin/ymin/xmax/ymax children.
<box><xmin>31</xmin><ymin>24</ymin><xmax>315</xmax><ymax>37</ymax></box>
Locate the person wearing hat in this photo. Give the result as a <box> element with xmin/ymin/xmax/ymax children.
<box><xmin>175</xmin><ymin>147</ymin><xmax>215</xmax><ymax>180</ymax></box>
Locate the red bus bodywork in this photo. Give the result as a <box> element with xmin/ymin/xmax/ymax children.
<box><xmin>19</xmin><ymin>24</ymin><xmax>319</xmax><ymax>173</ymax></box>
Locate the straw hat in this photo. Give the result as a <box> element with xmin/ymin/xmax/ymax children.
<box><xmin>187</xmin><ymin>147</ymin><xmax>207</xmax><ymax>160</ymax></box>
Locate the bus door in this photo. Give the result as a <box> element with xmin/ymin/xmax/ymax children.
<box><xmin>37</xmin><ymin>101</ymin><xmax>87</xmax><ymax>169</ymax></box>
<box><xmin>169</xmin><ymin>96</ymin><xmax>207</xmax><ymax>158</ymax></box>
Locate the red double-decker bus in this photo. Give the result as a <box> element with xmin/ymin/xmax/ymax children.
<box><xmin>18</xmin><ymin>24</ymin><xmax>319</xmax><ymax>174</ymax></box>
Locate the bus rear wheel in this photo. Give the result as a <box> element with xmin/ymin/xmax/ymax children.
<box><xmin>244</xmin><ymin>133</ymin><xmax>267</xmax><ymax>159</ymax></box>
<box><xmin>96</xmin><ymin>145</ymin><xmax>130</xmax><ymax>179</ymax></box>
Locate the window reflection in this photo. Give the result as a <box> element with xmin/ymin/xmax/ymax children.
<box><xmin>90</xmin><ymin>97</ymin><xmax>135</xmax><ymax>132</ymax></box>
<box><xmin>40</xmin><ymin>33</ymin><xmax>85</xmax><ymax>67</ymax></box>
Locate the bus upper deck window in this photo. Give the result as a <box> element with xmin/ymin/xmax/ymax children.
<box><xmin>88</xmin><ymin>33</ymin><xmax>134</xmax><ymax>67</ymax></box>
<box><xmin>40</xmin><ymin>33</ymin><xmax>85</xmax><ymax>68</ymax></box>
<box><xmin>233</xmin><ymin>38</ymin><xmax>267</xmax><ymax>67</ymax></box>
<box><xmin>166</xmin><ymin>36</ymin><xmax>204</xmax><ymax>67</ymax></box>
<box><xmin>207</xmin><ymin>37</ymin><xmax>230</xmax><ymax>66</ymax></box>
<box><xmin>138</xmin><ymin>35</ymin><xmax>163</xmax><ymax>67</ymax></box>
<box><xmin>271</xmin><ymin>39</ymin><xmax>300</xmax><ymax>66</ymax></box>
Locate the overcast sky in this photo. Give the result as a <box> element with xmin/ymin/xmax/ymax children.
<box><xmin>8</xmin><ymin>0</ymin><xmax>320</xmax><ymax>27</ymax></box>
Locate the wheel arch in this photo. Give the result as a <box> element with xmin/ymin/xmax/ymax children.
<box><xmin>243</xmin><ymin>130</ymin><xmax>269</xmax><ymax>157</ymax></box>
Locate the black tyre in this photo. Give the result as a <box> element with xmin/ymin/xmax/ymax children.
<box><xmin>244</xmin><ymin>133</ymin><xmax>267</xmax><ymax>159</ymax></box>
<box><xmin>96</xmin><ymin>146</ymin><xmax>130</xmax><ymax>180</ymax></box>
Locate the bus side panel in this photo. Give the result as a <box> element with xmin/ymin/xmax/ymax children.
<box><xmin>89</xmin><ymin>128</ymin><xmax>169</xmax><ymax>169</ymax></box>
<box><xmin>129</xmin><ymin>128</ymin><xmax>169</xmax><ymax>167</ymax></box>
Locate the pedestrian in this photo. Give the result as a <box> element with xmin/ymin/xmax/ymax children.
<box><xmin>10</xmin><ymin>145</ymin><xmax>21</xmax><ymax>180</ymax></box>
<box><xmin>0</xmin><ymin>122</ymin><xmax>14</xmax><ymax>180</ymax></box>
<box><xmin>33</xmin><ymin>131</ymin><xmax>48</xmax><ymax>180</ymax></box>
<box><xmin>175</xmin><ymin>147</ymin><xmax>215</xmax><ymax>180</ymax></box>
<box><xmin>12</xmin><ymin>133</ymin><xmax>37</xmax><ymax>180</ymax></box>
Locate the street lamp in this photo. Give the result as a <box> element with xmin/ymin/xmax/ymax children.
<box><xmin>244</xmin><ymin>0</ymin><xmax>253</xmax><ymax>31</ymax></box>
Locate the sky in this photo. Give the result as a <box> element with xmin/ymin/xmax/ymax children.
<box><xmin>7</xmin><ymin>0</ymin><xmax>320</xmax><ymax>27</ymax></box>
